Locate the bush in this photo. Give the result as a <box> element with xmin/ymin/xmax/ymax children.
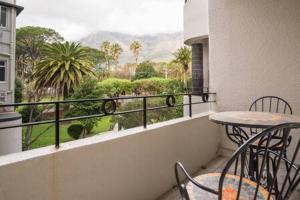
<box><xmin>98</xmin><ymin>78</ymin><xmax>133</xmax><ymax>97</ymax></box>
<box><xmin>66</xmin><ymin>77</ymin><xmax>104</xmax><ymax>136</ymax></box>
<box><xmin>15</xmin><ymin>78</ymin><xmax>23</xmax><ymax>103</ymax></box>
<box><xmin>19</xmin><ymin>105</ymin><xmax>42</xmax><ymax>123</ymax></box>
<box><xmin>134</xmin><ymin>61</ymin><xmax>159</xmax><ymax>80</ymax></box>
<box><xmin>112</xmin><ymin>97</ymin><xmax>183</xmax><ymax>130</ymax></box>
<box><xmin>133</xmin><ymin>78</ymin><xmax>184</xmax><ymax>95</ymax></box>
<box><xmin>67</xmin><ymin>124</ymin><xmax>84</xmax><ymax>139</ymax></box>
<box><xmin>166</xmin><ymin>79</ymin><xmax>185</xmax><ymax>94</ymax></box>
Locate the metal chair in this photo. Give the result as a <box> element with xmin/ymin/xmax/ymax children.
<box><xmin>226</xmin><ymin>96</ymin><xmax>293</xmax><ymax>177</ymax></box>
<box><xmin>175</xmin><ymin>123</ymin><xmax>300</xmax><ymax>200</ymax></box>
<box><xmin>249</xmin><ymin>96</ymin><xmax>293</xmax><ymax>182</ymax></box>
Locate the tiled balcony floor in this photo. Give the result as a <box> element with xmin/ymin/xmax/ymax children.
<box><xmin>158</xmin><ymin>156</ymin><xmax>300</xmax><ymax>200</ymax></box>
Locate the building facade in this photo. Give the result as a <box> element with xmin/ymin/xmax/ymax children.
<box><xmin>0</xmin><ymin>0</ymin><xmax>22</xmax><ymax>104</ymax></box>
<box><xmin>184</xmin><ymin>0</ymin><xmax>209</xmax><ymax>94</ymax></box>
<box><xmin>185</xmin><ymin>0</ymin><xmax>300</xmax><ymax>153</ymax></box>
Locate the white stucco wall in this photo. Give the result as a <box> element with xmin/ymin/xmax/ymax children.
<box><xmin>209</xmin><ymin>0</ymin><xmax>300</xmax><ymax>151</ymax></box>
<box><xmin>184</xmin><ymin>0</ymin><xmax>209</xmax><ymax>45</ymax></box>
<box><xmin>0</xmin><ymin>116</ymin><xmax>22</xmax><ymax>155</ymax></box>
<box><xmin>0</xmin><ymin>114</ymin><xmax>220</xmax><ymax>200</ymax></box>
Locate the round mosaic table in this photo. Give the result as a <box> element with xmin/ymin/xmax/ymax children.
<box><xmin>186</xmin><ymin>173</ymin><xmax>271</xmax><ymax>200</ymax></box>
<box><xmin>209</xmin><ymin>111</ymin><xmax>300</xmax><ymax>128</ymax></box>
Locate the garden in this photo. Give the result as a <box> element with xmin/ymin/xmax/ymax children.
<box><xmin>15</xmin><ymin>26</ymin><xmax>192</xmax><ymax>150</ymax></box>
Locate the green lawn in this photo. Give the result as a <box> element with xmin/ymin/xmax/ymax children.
<box><xmin>24</xmin><ymin>116</ymin><xmax>113</xmax><ymax>149</ymax></box>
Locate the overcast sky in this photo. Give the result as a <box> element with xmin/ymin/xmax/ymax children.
<box><xmin>16</xmin><ymin>0</ymin><xmax>184</xmax><ymax>41</ymax></box>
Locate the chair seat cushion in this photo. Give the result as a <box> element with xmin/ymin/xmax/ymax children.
<box><xmin>186</xmin><ymin>173</ymin><xmax>271</xmax><ymax>200</ymax></box>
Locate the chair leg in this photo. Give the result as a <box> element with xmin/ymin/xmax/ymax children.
<box><xmin>179</xmin><ymin>184</ymin><xmax>190</xmax><ymax>200</ymax></box>
<box><xmin>283</xmin><ymin>151</ymin><xmax>292</xmax><ymax>184</ymax></box>
<box><xmin>234</xmin><ymin>155</ymin><xmax>239</xmax><ymax>175</ymax></box>
<box><xmin>271</xmin><ymin>157</ymin><xmax>280</xmax><ymax>198</ymax></box>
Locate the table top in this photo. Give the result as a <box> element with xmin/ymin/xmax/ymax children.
<box><xmin>209</xmin><ymin>111</ymin><xmax>300</xmax><ymax>128</ymax></box>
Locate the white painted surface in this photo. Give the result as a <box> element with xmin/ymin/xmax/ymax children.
<box><xmin>209</xmin><ymin>0</ymin><xmax>300</xmax><ymax>151</ymax></box>
<box><xmin>0</xmin><ymin>114</ymin><xmax>220</xmax><ymax>200</ymax></box>
<box><xmin>184</xmin><ymin>0</ymin><xmax>209</xmax><ymax>45</ymax></box>
<box><xmin>0</xmin><ymin>116</ymin><xmax>21</xmax><ymax>155</ymax></box>
<box><xmin>183</xmin><ymin>95</ymin><xmax>210</xmax><ymax>117</ymax></box>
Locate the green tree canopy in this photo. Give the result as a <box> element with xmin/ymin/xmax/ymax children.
<box><xmin>33</xmin><ymin>42</ymin><xmax>95</xmax><ymax>99</ymax></box>
<box><xmin>66</xmin><ymin>77</ymin><xmax>104</xmax><ymax>136</ymax></box>
<box><xmin>134</xmin><ymin>61</ymin><xmax>159</xmax><ymax>80</ymax></box>
<box><xmin>15</xmin><ymin>77</ymin><xmax>23</xmax><ymax>103</ymax></box>
<box><xmin>85</xmin><ymin>47</ymin><xmax>106</xmax><ymax>68</ymax></box>
<box><xmin>16</xmin><ymin>26</ymin><xmax>64</xmax><ymax>82</ymax></box>
<box><xmin>97</xmin><ymin>78</ymin><xmax>133</xmax><ymax>97</ymax></box>
<box><xmin>100</xmin><ymin>41</ymin><xmax>123</xmax><ymax>71</ymax></box>
<box><xmin>130</xmin><ymin>41</ymin><xmax>142</xmax><ymax>64</ymax></box>
<box><xmin>173</xmin><ymin>46</ymin><xmax>192</xmax><ymax>88</ymax></box>
<box><xmin>111</xmin><ymin>43</ymin><xmax>123</xmax><ymax>64</ymax></box>
<box><xmin>133</xmin><ymin>77</ymin><xmax>184</xmax><ymax>95</ymax></box>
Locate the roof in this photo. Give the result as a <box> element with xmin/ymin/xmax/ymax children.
<box><xmin>0</xmin><ymin>1</ymin><xmax>24</xmax><ymax>16</ymax></box>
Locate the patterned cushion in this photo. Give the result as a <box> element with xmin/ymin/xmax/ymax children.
<box><xmin>186</xmin><ymin>173</ymin><xmax>271</xmax><ymax>200</ymax></box>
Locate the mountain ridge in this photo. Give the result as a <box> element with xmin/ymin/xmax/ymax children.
<box><xmin>78</xmin><ymin>31</ymin><xmax>184</xmax><ymax>64</ymax></box>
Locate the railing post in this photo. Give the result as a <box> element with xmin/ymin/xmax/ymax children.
<box><xmin>188</xmin><ymin>94</ymin><xmax>192</xmax><ymax>117</ymax></box>
<box><xmin>143</xmin><ymin>97</ymin><xmax>147</xmax><ymax>128</ymax></box>
<box><xmin>55</xmin><ymin>102</ymin><xmax>60</xmax><ymax>148</ymax></box>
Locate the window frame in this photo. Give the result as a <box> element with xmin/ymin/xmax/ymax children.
<box><xmin>0</xmin><ymin>60</ymin><xmax>7</xmax><ymax>83</ymax></box>
<box><xmin>0</xmin><ymin>5</ymin><xmax>8</xmax><ymax>29</ymax></box>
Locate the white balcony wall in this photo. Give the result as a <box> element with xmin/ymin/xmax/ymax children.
<box><xmin>184</xmin><ymin>0</ymin><xmax>209</xmax><ymax>45</ymax></box>
<box><xmin>0</xmin><ymin>113</ymin><xmax>220</xmax><ymax>200</ymax></box>
<box><xmin>209</xmin><ymin>0</ymin><xmax>300</xmax><ymax>152</ymax></box>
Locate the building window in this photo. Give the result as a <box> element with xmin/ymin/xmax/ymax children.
<box><xmin>0</xmin><ymin>61</ymin><xmax>6</xmax><ymax>82</ymax></box>
<box><xmin>0</xmin><ymin>6</ymin><xmax>7</xmax><ymax>28</ymax></box>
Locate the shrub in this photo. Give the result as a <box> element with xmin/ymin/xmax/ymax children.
<box><xmin>133</xmin><ymin>78</ymin><xmax>184</xmax><ymax>95</ymax></box>
<box><xmin>98</xmin><ymin>78</ymin><xmax>133</xmax><ymax>97</ymax></box>
<box><xmin>66</xmin><ymin>77</ymin><xmax>104</xmax><ymax>136</ymax></box>
<box><xmin>19</xmin><ymin>105</ymin><xmax>42</xmax><ymax>123</ymax></box>
<box><xmin>15</xmin><ymin>78</ymin><xmax>23</xmax><ymax>103</ymax></box>
<box><xmin>67</xmin><ymin>124</ymin><xmax>84</xmax><ymax>139</ymax></box>
<box><xmin>112</xmin><ymin>97</ymin><xmax>183</xmax><ymax>130</ymax></box>
<box><xmin>166</xmin><ymin>79</ymin><xmax>184</xmax><ymax>94</ymax></box>
<box><xmin>134</xmin><ymin>61</ymin><xmax>159</xmax><ymax>80</ymax></box>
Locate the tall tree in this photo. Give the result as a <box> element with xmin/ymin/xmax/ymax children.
<box><xmin>111</xmin><ymin>43</ymin><xmax>123</xmax><ymax>65</ymax></box>
<box><xmin>173</xmin><ymin>46</ymin><xmax>192</xmax><ymax>89</ymax></box>
<box><xmin>130</xmin><ymin>41</ymin><xmax>142</xmax><ymax>65</ymax></box>
<box><xmin>16</xmin><ymin>27</ymin><xmax>64</xmax><ymax>149</ymax></box>
<box><xmin>100</xmin><ymin>41</ymin><xmax>113</xmax><ymax>71</ymax></box>
<box><xmin>33</xmin><ymin>42</ymin><xmax>95</xmax><ymax>99</ymax></box>
<box><xmin>86</xmin><ymin>47</ymin><xmax>105</xmax><ymax>67</ymax></box>
<box><xmin>16</xmin><ymin>26</ymin><xmax>63</xmax><ymax>82</ymax></box>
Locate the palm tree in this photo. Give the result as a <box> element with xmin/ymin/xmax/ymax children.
<box><xmin>173</xmin><ymin>46</ymin><xmax>192</xmax><ymax>89</ymax></box>
<box><xmin>100</xmin><ymin>41</ymin><xmax>113</xmax><ymax>71</ymax></box>
<box><xmin>33</xmin><ymin>42</ymin><xmax>95</xmax><ymax>99</ymax></box>
<box><xmin>111</xmin><ymin>43</ymin><xmax>123</xmax><ymax>65</ymax></box>
<box><xmin>130</xmin><ymin>41</ymin><xmax>142</xmax><ymax>65</ymax></box>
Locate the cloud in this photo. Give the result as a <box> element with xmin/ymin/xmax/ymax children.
<box><xmin>16</xmin><ymin>0</ymin><xmax>184</xmax><ymax>40</ymax></box>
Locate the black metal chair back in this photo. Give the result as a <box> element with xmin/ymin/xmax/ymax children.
<box><xmin>249</xmin><ymin>96</ymin><xmax>293</xmax><ymax>146</ymax></box>
<box><xmin>249</xmin><ymin>96</ymin><xmax>293</xmax><ymax>115</ymax></box>
<box><xmin>175</xmin><ymin>123</ymin><xmax>300</xmax><ymax>200</ymax></box>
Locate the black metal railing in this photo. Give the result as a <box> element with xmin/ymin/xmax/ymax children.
<box><xmin>0</xmin><ymin>93</ymin><xmax>216</xmax><ymax>149</ymax></box>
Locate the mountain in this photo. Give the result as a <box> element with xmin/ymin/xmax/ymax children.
<box><xmin>78</xmin><ymin>31</ymin><xmax>184</xmax><ymax>64</ymax></box>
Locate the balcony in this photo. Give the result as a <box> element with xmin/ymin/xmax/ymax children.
<box><xmin>0</xmin><ymin>93</ymin><xmax>222</xmax><ymax>200</ymax></box>
<box><xmin>0</xmin><ymin>0</ymin><xmax>300</xmax><ymax>199</ymax></box>
<box><xmin>0</xmin><ymin>107</ymin><xmax>219</xmax><ymax>199</ymax></box>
